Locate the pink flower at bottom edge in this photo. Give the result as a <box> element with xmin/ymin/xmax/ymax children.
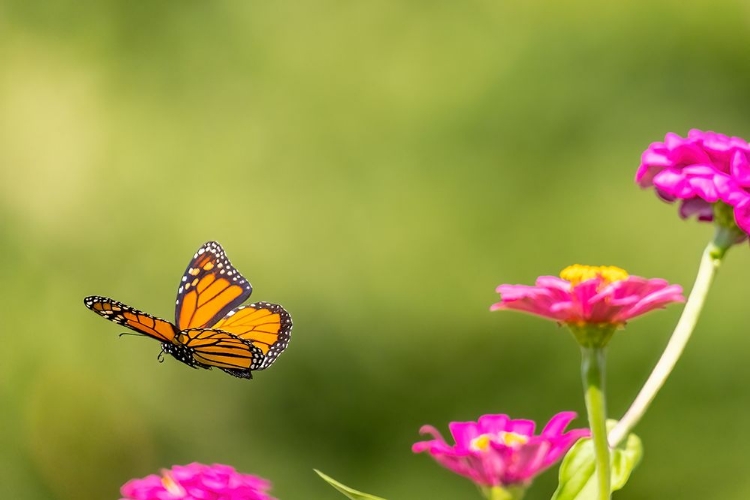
<box><xmin>412</xmin><ymin>412</ymin><xmax>589</xmax><ymax>488</ymax></box>
<box><xmin>120</xmin><ymin>463</ymin><xmax>275</xmax><ymax>500</ymax></box>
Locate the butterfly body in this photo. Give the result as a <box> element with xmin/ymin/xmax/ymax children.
<box><xmin>160</xmin><ymin>342</ymin><xmax>202</xmax><ymax>369</ymax></box>
<box><xmin>84</xmin><ymin>241</ymin><xmax>291</xmax><ymax>379</ymax></box>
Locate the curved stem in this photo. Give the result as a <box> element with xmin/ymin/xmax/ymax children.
<box><xmin>581</xmin><ymin>346</ymin><xmax>610</xmax><ymax>500</ymax></box>
<box><xmin>608</xmin><ymin>229</ymin><xmax>731</xmax><ymax>447</ymax></box>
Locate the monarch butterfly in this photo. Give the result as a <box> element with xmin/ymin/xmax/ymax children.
<box><xmin>84</xmin><ymin>241</ymin><xmax>292</xmax><ymax>379</ymax></box>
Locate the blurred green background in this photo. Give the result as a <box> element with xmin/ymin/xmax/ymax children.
<box><xmin>2</xmin><ymin>1</ymin><xmax>750</xmax><ymax>499</ymax></box>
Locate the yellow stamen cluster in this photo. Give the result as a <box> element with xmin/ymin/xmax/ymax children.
<box><xmin>470</xmin><ymin>434</ymin><xmax>492</xmax><ymax>451</ymax></box>
<box><xmin>498</xmin><ymin>431</ymin><xmax>529</xmax><ymax>447</ymax></box>
<box><xmin>560</xmin><ymin>264</ymin><xmax>628</xmax><ymax>286</ymax></box>
<box><xmin>470</xmin><ymin>432</ymin><xmax>529</xmax><ymax>452</ymax></box>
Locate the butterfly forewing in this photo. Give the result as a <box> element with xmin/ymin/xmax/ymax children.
<box><xmin>84</xmin><ymin>296</ymin><xmax>179</xmax><ymax>344</ymax></box>
<box><xmin>175</xmin><ymin>241</ymin><xmax>252</xmax><ymax>331</ymax></box>
<box><xmin>212</xmin><ymin>302</ymin><xmax>292</xmax><ymax>370</ymax></box>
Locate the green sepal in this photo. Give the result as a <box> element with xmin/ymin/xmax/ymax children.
<box><xmin>314</xmin><ymin>469</ymin><xmax>387</xmax><ymax>500</ymax></box>
<box><xmin>551</xmin><ymin>420</ymin><xmax>643</xmax><ymax>500</ymax></box>
<box><xmin>567</xmin><ymin>324</ymin><xmax>617</xmax><ymax>349</ymax></box>
<box><xmin>482</xmin><ymin>485</ymin><xmax>527</xmax><ymax>500</ymax></box>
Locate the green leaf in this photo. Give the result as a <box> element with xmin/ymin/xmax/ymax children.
<box><xmin>609</xmin><ymin>431</ymin><xmax>642</xmax><ymax>491</ymax></box>
<box><xmin>314</xmin><ymin>470</ymin><xmax>388</xmax><ymax>500</ymax></box>
<box><xmin>551</xmin><ymin>421</ymin><xmax>643</xmax><ymax>500</ymax></box>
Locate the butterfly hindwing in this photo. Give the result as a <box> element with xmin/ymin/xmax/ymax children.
<box><xmin>176</xmin><ymin>328</ymin><xmax>265</xmax><ymax>377</ymax></box>
<box><xmin>175</xmin><ymin>241</ymin><xmax>253</xmax><ymax>331</ymax></box>
<box><xmin>212</xmin><ymin>302</ymin><xmax>292</xmax><ymax>370</ymax></box>
<box><xmin>84</xmin><ymin>295</ymin><xmax>179</xmax><ymax>344</ymax></box>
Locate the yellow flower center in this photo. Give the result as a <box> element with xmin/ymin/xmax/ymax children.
<box><xmin>499</xmin><ymin>431</ymin><xmax>528</xmax><ymax>446</ymax></box>
<box><xmin>559</xmin><ymin>264</ymin><xmax>628</xmax><ymax>286</ymax></box>
<box><xmin>469</xmin><ymin>432</ymin><xmax>528</xmax><ymax>452</ymax></box>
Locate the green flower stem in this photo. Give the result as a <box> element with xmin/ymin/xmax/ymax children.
<box><xmin>608</xmin><ymin>228</ymin><xmax>733</xmax><ymax>447</ymax></box>
<box><xmin>483</xmin><ymin>485</ymin><xmax>525</xmax><ymax>500</ymax></box>
<box><xmin>581</xmin><ymin>346</ymin><xmax>611</xmax><ymax>500</ymax></box>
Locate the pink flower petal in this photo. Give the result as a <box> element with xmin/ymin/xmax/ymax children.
<box><xmin>736</xmin><ymin>198</ymin><xmax>750</xmax><ymax>234</ymax></box>
<box><xmin>732</xmin><ymin>150</ymin><xmax>750</xmax><ymax>186</ymax></box>
<box><xmin>678</xmin><ymin>198</ymin><xmax>714</xmax><ymax>221</ymax></box>
<box><xmin>540</xmin><ymin>411</ymin><xmax>577</xmax><ymax>437</ymax></box>
<box><xmin>506</xmin><ymin>419</ymin><xmax>536</xmax><ymax>437</ymax></box>
<box><xmin>418</xmin><ymin>424</ymin><xmax>448</xmax><ymax>443</ymax></box>
<box><xmin>449</xmin><ymin>422</ymin><xmax>482</xmax><ymax>449</ymax></box>
<box><xmin>477</xmin><ymin>414</ymin><xmax>511</xmax><ymax>435</ymax></box>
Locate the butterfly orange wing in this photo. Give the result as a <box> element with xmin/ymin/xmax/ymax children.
<box><xmin>84</xmin><ymin>296</ymin><xmax>179</xmax><ymax>344</ymax></box>
<box><xmin>177</xmin><ymin>328</ymin><xmax>265</xmax><ymax>378</ymax></box>
<box><xmin>175</xmin><ymin>241</ymin><xmax>252</xmax><ymax>331</ymax></box>
<box><xmin>212</xmin><ymin>302</ymin><xmax>292</xmax><ymax>370</ymax></box>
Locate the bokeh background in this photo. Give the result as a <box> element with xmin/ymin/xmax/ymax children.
<box><xmin>2</xmin><ymin>1</ymin><xmax>750</xmax><ymax>499</ymax></box>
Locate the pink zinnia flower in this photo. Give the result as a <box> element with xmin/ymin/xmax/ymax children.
<box><xmin>120</xmin><ymin>463</ymin><xmax>275</xmax><ymax>500</ymax></box>
<box><xmin>491</xmin><ymin>265</ymin><xmax>684</xmax><ymax>330</ymax></box>
<box><xmin>635</xmin><ymin>129</ymin><xmax>750</xmax><ymax>237</ymax></box>
<box><xmin>413</xmin><ymin>412</ymin><xmax>589</xmax><ymax>489</ymax></box>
